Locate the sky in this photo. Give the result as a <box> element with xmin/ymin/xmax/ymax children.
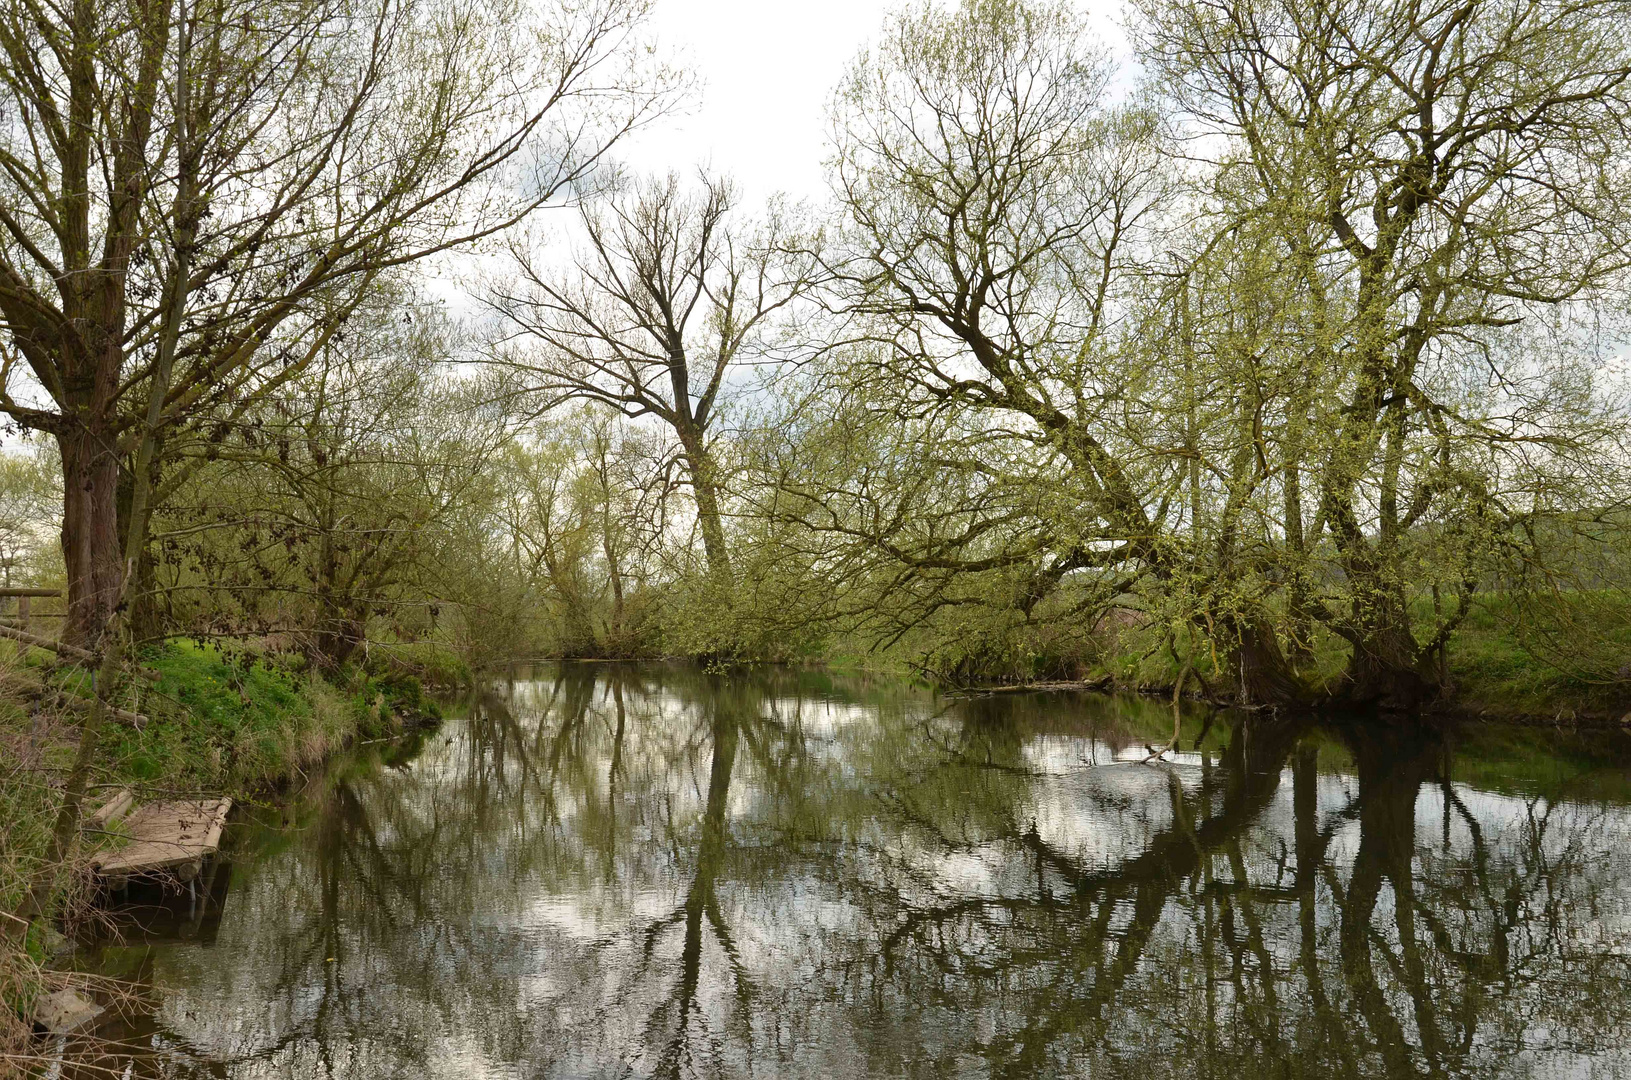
<box><xmin>612</xmin><ymin>0</ymin><xmax>1127</xmax><ymax>206</ymax></box>
<box><xmin>612</xmin><ymin>0</ymin><xmax>897</xmax><ymax>204</ymax></box>
<box><xmin>423</xmin><ymin>0</ymin><xmax>909</xmax><ymax>317</ymax></box>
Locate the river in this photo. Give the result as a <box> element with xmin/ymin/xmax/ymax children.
<box><xmin>67</xmin><ymin>662</ymin><xmax>1631</xmax><ymax>1078</ymax></box>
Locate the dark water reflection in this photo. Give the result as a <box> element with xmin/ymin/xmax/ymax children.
<box><xmin>76</xmin><ymin>663</ymin><xmax>1631</xmax><ymax>1078</ymax></box>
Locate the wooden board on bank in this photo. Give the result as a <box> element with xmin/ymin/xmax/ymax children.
<box><xmin>91</xmin><ymin>797</ymin><xmax>232</xmax><ymax>881</ymax></box>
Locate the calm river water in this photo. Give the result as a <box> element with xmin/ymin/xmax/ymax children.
<box><xmin>70</xmin><ymin>662</ymin><xmax>1631</xmax><ymax>1078</ymax></box>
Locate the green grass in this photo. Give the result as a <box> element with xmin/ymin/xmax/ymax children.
<box><xmin>80</xmin><ymin>642</ymin><xmax>364</xmax><ymax>789</ymax></box>
<box><xmin>12</xmin><ymin>637</ymin><xmax>448</xmax><ymax>801</ymax></box>
<box><xmin>1444</xmin><ymin>595</ymin><xmax>1631</xmax><ymax>719</ymax></box>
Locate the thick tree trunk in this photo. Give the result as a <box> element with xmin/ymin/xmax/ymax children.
<box><xmin>313</xmin><ymin>586</ymin><xmax>366</xmax><ymax>668</ymax></box>
<box><xmin>313</xmin><ymin>602</ymin><xmax>366</xmax><ymax>668</ymax></box>
<box><xmin>1280</xmin><ymin>495</ymin><xmax>1317</xmax><ymax>667</ymax></box>
<box><xmin>310</xmin><ymin>520</ymin><xmax>366</xmax><ymax>668</ymax></box>
<box><xmin>684</xmin><ymin>448</ymin><xmax>732</xmax><ymax>588</ymax></box>
<box><xmin>58</xmin><ymin>424</ymin><xmax>125</xmax><ymax>652</ymax></box>
<box><xmin>1228</xmin><ymin>616</ymin><xmax>1307</xmax><ymax>707</ymax></box>
<box><xmin>1343</xmin><ymin>591</ymin><xmax>1437</xmax><ymax>710</ymax></box>
<box><xmin>314</xmin><ymin>623</ymin><xmax>365</xmax><ymax>667</ymax></box>
<box><xmin>1345</xmin><ymin>630</ymin><xmax>1436</xmax><ymax>711</ymax></box>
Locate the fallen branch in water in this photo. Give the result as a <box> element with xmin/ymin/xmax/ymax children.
<box><xmin>1144</xmin><ymin>663</ymin><xmax>1191</xmax><ymax>763</ymax></box>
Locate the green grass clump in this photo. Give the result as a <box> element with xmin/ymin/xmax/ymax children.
<box><xmin>88</xmin><ymin>641</ymin><xmax>397</xmax><ymax>790</ymax></box>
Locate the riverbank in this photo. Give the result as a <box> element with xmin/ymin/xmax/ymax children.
<box><xmin>0</xmin><ymin>640</ymin><xmax>450</xmax><ymax>1065</ymax></box>
<box><xmin>948</xmin><ymin>603</ymin><xmax>1631</xmax><ymax>728</ymax></box>
<box><xmin>807</xmin><ymin>593</ymin><xmax>1631</xmax><ymax>727</ymax></box>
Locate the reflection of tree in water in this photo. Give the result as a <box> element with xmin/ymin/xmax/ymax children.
<box><xmin>853</xmin><ymin>716</ymin><xmax>1629</xmax><ymax>1080</ymax></box>
<box><xmin>840</xmin><ymin>703</ymin><xmax>1312</xmax><ymax>1076</ymax></box>
<box><xmin>637</xmin><ymin>700</ymin><xmax>744</xmax><ymax>1079</ymax></box>
<box><xmin>104</xmin><ymin>666</ymin><xmax>1631</xmax><ymax>1078</ymax></box>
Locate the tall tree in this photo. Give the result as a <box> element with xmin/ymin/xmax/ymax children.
<box><xmin>486</xmin><ymin>172</ymin><xmax>817</xmax><ymax>603</ymax></box>
<box><xmin>820</xmin><ymin>0</ymin><xmax>1174</xmax><ymax>670</ymax></box>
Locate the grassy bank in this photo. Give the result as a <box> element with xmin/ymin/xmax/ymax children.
<box><xmin>877</xmin><ymin>593</ymin><xmax>1631</xmax><ymax>724</ymax></box>
<box><xmin>1436</xmin><ymin>598</ymin><xmax>1631</xmax><ymax>721</ymax></box>
<box><xmin>0</xmin><ymin>639</ymin><xmax>449</xmax><ymax>1066</ymax></box>
<box><xmin>1100</xmin><ymin>611</ymin><xmax>1630</xmax><ymax>722</ymax></box>
<box><xmin>112</xmin><ymin>642</ymin><xmax>444</xmax><ymax>788</ymax></box>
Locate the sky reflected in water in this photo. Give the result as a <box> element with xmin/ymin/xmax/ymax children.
<box><xmin>71</xmin><ymin>662</ymin><xmax>1631</xmax><ymax>1078</ymax></box>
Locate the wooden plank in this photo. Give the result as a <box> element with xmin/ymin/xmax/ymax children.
<box><xmin>199</xmin><ymin>798</ymin><xmax>230</xmax><ymax>853</ymax></box>
<box><xmin>33</xmin><ymin>988</ymin><xmax>102</xmax><ymax>1034</ymax></box>
<box><xmin>0</xmin><ymin>587</ymin><xmax>61</xmax><ymax>597</ymax></box>
<box><xmin>85</xmin><ymin>788</ymin><xmax>135</xmax><ymax>830</ymax></box>
<box><xmin>93</xmin><ymin>797</ymin><xmax>233</xmax><ymax>877</ymax></box>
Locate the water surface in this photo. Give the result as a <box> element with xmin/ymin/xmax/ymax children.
<box><xmin>77</xmin><ymin>663</ymin><xmax>1631</xmax><ymax>1078</ymax></box>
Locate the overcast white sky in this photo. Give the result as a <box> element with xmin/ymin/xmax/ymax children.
<box><xmin>612</xmin><ymin>0</ymin><xmax>1127</xmax><ymax>205</ymax></box>
<box><xmin>613</xmin><ymin>0</ymin><xmax>892</xmax><ymax>203</ymax></box>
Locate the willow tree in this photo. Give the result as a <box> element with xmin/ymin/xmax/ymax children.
<box><xmin>1134</xmin><ymin>0</ymin><xmax>1631</xmax><ymax>705</ymax></box>
<box><xmin>821</xmin><ymin>0</ymin><xmax>1176</xmax><ymax>673</ymax></box>
<box><xmin>0</xmin><ymin>0</ymin><xmax>675</xmax><ymax>649</ymax></box>
<box><xmin>487</xmin><ymin>172</ymin><xmax>817</xmax><ymax>602</ymax></box>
